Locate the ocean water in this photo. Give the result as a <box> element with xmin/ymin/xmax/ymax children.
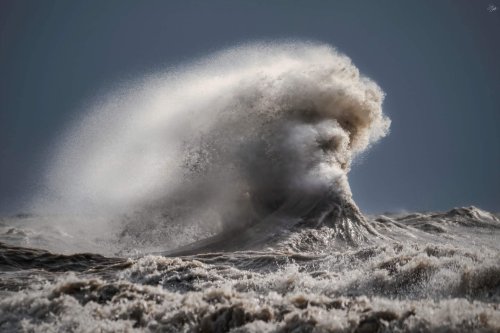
<box><xmin>1</xmin><ymin>206</ymin><xmax>499</xmax><ymax>332</ymax></box>
<box><xmin>1</xmin><ymin>42</ymin><xmax>498</xmax><ymax>332</ymax></box>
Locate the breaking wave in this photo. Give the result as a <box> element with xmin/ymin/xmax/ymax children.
<box><xmin>4</xmin><ymin>41</ymin><xmax>500</xmax><ymax>333</ymax></box>
<box><xmin>31</xmin><ymin>42</ymin><xmax>390</xmax><ymax>255</ymax></box>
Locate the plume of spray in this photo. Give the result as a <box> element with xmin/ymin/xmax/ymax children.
<box><xmin>31</xmin><ymin>42</ymin><xmax>390</xmax><ymax>254</ymax></box>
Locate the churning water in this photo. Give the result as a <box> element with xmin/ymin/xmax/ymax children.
<box><xmin>0</xmin><ymin>42</ymin><xmax>498</xmax><ymax>332</ymax></box>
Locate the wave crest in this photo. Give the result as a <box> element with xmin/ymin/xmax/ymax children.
<box><xmin>32</xmin><ymin>42</ymin><xmax>390</xmax><ymax>253</ymax></box>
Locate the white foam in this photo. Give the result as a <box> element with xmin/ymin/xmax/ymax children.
<box><xmin>29</xmin><ymin>42</ymin><xmax>390</xmax><ymax>252</ymax></box>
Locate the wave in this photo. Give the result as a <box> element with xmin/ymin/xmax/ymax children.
<box><xmin>1</xmin><ymin>206</ymin><xmax>499</xmax><ymax>331</ymax></box>
<box><xmin>1</xmin><ymin>237</ymin><xmax>499</xmax><ymax>332</ymax></box>
<box><xmin>30</xmin><ymin>42</ymin><xmax>390</xmax><ymax>254</ymax></box>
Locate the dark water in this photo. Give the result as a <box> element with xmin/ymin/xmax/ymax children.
<box><xmin>1</xmin><ymin>206</ymin><xmax>499</xmax><ymax>332</ymax></box>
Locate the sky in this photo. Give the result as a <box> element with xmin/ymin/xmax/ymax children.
<box><xmin>0</xmin><ymin>0</ymin><xmax>499</xmax><ymax>214</ymax></box>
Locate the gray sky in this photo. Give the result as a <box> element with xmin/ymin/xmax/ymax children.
<box><xmin>1</xmin><ymin>0</ymin><xmax>499</xmax><ymax>214</ymax></box>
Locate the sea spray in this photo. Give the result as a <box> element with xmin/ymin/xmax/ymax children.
<box><xmin>2</xmin><ymin>42</ymin><xmax>499</xmax><ymax>333</ymax></box>
<box><xmin>31</xmin><ymin>42</ymin><xmax>390</xmax><ymax>254</ymax></box>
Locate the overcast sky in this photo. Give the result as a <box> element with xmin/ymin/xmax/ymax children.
<box><xmin>1</xmin><ymin>0</ymin><xmax>499</xmax><ymax>214</ymax></box>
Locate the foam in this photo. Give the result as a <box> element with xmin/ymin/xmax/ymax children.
<box><xmin>29</xmin><ymin>42</ymin><xmax>390</xmax><ymax>253</ymax></box>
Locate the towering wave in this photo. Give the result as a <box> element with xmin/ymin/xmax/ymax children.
<box><xmin>32</xmin><ymin>42</ymin><xmax>391</xmax><ymax>254</ymax></box>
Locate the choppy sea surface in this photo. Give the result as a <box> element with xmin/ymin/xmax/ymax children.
<box><xmin>1</xmin><ymin>206</ymin><xmax>499</xmax><ymax>333</ymax></box>
<box><xmin>2</xmin><ymin>42</ymin><xmax>498</xmax><ymax>332</ymax></box>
